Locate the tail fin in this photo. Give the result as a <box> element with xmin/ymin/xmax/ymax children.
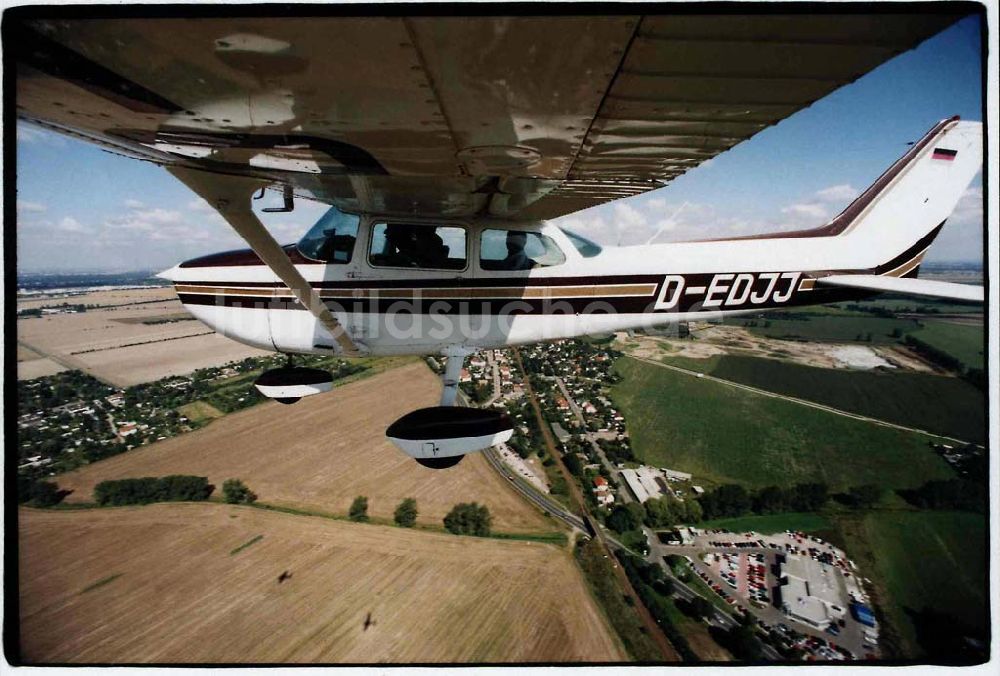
<box><xmin>839</xmin><ymin>117</ymin><xmax>982</xmax><ymax>272</ymax></box>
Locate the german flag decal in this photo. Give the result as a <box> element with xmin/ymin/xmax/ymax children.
<box><xmin>932</xmin><ymin>147</ymin><xmax>958</xmax><ymax>161</ymax></box>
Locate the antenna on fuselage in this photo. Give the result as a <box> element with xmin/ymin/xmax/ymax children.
<box><xmin>644</xmin><ymin>201</ymin><xmax>690</xmax><ymax>245</ymax></box>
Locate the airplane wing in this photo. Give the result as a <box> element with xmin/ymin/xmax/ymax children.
<box><xmin>10</xmin><ymin>10</ymin><xmax>970</xmax><ymax>221</ymax></box>
<box><xmin>815</xmin><ymin>275</ymin><xmax>984</xmax><ymax>303</ymax></box>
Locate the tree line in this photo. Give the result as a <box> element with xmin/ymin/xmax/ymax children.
<box><xmin>698</xmin><ymin>482</ymin><xmax>829</xmax><ymax>520</ymax></box>
<box><xmin>346</xmin><ymin>496</ymin><xmax>490</xmax><ymax>535</ymax></box>
<box><xmin>94</xmin><ymin>475</ymin><xmax>214</xmax><ymax>505</ymax></box>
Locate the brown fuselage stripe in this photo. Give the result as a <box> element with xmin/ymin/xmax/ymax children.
<box><xmin>174</xmin><ymin>283</ymin><xmax>658</xmax><ymax>299</ymax></box>
<box><xmin>884</xmin><ymin>251</ymin><xmax>928</xmax><ymax>278</ymax></box>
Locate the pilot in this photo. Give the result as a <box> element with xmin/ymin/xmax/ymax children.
<box><xmin>383</xmin><ymin>224</ymin><xmax>419</xmax><ymax>267</ymax></box>
<box><xmin>413</xmin><ymin>227</ymin><xmax>449</xmax><ymax>268</ymax></box>
<box><xmin>501</xmin><ymin>231</ymin><xmax>536</xmax><ymax>271</ymax></box>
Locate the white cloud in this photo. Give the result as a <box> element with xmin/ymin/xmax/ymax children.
<box><xmin>57</xmin><ymin>216</ymin><xmax>91</xmax><ymax>233</ymax></box>
<box><xmin>124</xmin><ymin>199</ymin><xmax>145</xmax><ymax>209</ymax></box>
<box><xmin>17</xmin><ymin>122</ymin><xmax>66</xmax><ymax>146</ymax></box>
<box><xmin>950</xmin><ymin>186</ymin><xmax>983</xmax><ymax>225</ymax></box>
<box><xmin>17</xmin><ymin>200</ymin><xmax>47</xmax><ymax>213</ymax></box>
<box><xmin>815</xmin><ymin>184</ymin><xmax>859</xmax><ymax>202</ymax></box>
<box><xmin>187</xmin><ymin>198</ymin><xmax>214</xmax><ymax>212</ymax></box>
<box><xmin>780</xmin><ymin>203</ymin><xmax>829</xmax><ymax>220</ymax></box>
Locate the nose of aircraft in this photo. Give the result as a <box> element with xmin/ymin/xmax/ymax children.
<box><xmin>156</xmin><ymin>264</ymin><xmax>181</xmax><ymax>282</ymax></box>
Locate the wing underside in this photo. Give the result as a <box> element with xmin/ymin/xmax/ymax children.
<box><xmin>816</xmin><ymin>274</ymin><xmax>984</xmax><ymax>303</ymax></box>
<box><xmin>10</xmin><ymin>10</ymin><xmax>967</xmax><ymax>220</ymax></box>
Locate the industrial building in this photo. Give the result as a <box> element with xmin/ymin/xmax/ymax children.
<box><xmin>779</xmin><ymin>554</ymin><xmax>848</xmax><ymax>630</ymax></box>
<box><xmin>620</xmin><ymin>466</ymin><xmax>667</xmax><ymax>503</ymax></box>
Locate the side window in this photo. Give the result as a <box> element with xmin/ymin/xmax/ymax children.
<box><xmin>480</xmin><ymin>229</ymin><xmax>566</xmax><ymax>271</ymax></box>
<box><xmin>369</xmin><ymin>223</ymin><xmax>467</xmax><ymax>270</ymax></box>
<box><xmin>296</xmin><ymin>207</ymin><xmax>360</xmax><ymax>263</ymax></box>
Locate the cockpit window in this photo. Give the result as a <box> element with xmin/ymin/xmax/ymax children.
<box><xmin>480</xmin><ymin>229</ymin><xmax>565</xmax><ymax>271</ymax></box>
<box><xmin>369</xmin><ymin>223</ymin><xmax>467</xmax><ymax>270</ymax></box>
<box><xmin>559</xmin><ymin>227</ymin><xmax>603</xmax><ymax>258</ymax></box>
<box><xmin>296</xmin><ymin>207</ymin><xmax>361</xmax><ymax>263</ymax></box>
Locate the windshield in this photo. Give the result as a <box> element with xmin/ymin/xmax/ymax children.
<box><xmin>481</xmin><ymin>229</ymin><xmax>565</xmax><ymax>270</ymax></box>
<box><xmin>296</xmin><ymin>207</ymin><xmax>361</xmax><ymax>263</ymax></box>
<box><xmin>559</xmin><ymin>227</ymin><xmax>603</xmax><ymax>258</ymax></box>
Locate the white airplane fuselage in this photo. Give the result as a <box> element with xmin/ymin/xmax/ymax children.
<box><xmin>159</xmin><ymin>118</ymin><xmax>982</xmax><ymax>358</ymax></box>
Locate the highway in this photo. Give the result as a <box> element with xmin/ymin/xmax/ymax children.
<box><xmin>468</xmin><ymin>384</ymin><xmax>782</xmax><ymax>661</ymax></box>
<box><xmin>481</xmin><ymin>446</ymin><xmax>586</xmax><ymax>533</ymax></box>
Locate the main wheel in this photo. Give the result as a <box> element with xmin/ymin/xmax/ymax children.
<box><xmin>274</xmin><ymin>397</ymin><xmax>301</xmax><ymax>405</ymax></box>
<box><xmin>415</xmin><ymin>455</ymin><xmax>464</xmax><ymax>469</ymax></box>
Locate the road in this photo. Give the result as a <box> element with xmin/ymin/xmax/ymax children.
<box><xmin>481</xmin><ymin>446</ymin><xmax>586</xmax><ymax>532</ymax></box>
<box><xmin>510</xmin><ymin>348</ymin><xmax>682</xmax><ymax>662</ymax></box>
<box><xmin>471</xmin><ymin>363</ymin><xmax>780</xmax><ymax>661</ymax></box>
<box><xmin>630</xmin><ymin>354</ymin><xmax>973</xmax><ymax>446</ymax></box>
<box><xmin>552</xmin><ymin>376</ymin><xmax>635</xmax><ymax>503</ymax></box>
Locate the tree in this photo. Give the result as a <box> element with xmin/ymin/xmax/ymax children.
<box><xmin>394</xmin><ymin>497</ymin><xmax>418</xmax><ymax>528</ymax></box>
<box><xmin>443</xmin><ymin>502</ymin><xmax>491</xmax><ymax>536</ymax></box>
<box><xmin>349</xmin><ymin>496</ymin><xmax>369</xmax><ymax>522</ymax></box>
<box><xmin>753</xmin><ymin>485</ymin><xmax>786</xmax><ymax>514</ymax></box>
<box><xmin>682</xmin><ymin>497</ymin><xmax>703</xmax><ymax>523</ymax></box>
<box><xmin>222</xmin><ymin>478</ymin><xmax>258</xmax><ymax>505</ymax></box>
<box><xmin>788</xmin><ymin>482</ymin><xmax>828</xmax><ymax>511</ymax></box>
<box><xmin>28</xmin><ymin>480</ymin><xmax>64</xmax><ymax>508</ymax></box>
<box><xmin>644</xmin><ymin>496</ymin><xmax>680</xmax><ymax>528</ymax></box>
<box><xmin>562</xmin><ymin>453</ymin><xmax>582</xmax><ymax>476</ymax></box>
<box><xmin>606</xmin><ymin>503</ymin><xmax>641</xmax><ymax>534</ymax></box>
<box><xmin>846</xmin><ymin>484</ymin><xmax>883</xmax><ymax>509</ymax></box>
<box><xmin>689</xmin><ymin>596</ymin><xmax>714</xmax><ymax>620</ymax></box>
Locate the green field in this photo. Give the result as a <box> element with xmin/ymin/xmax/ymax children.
<box><xmin>703</xmin><ymin>355</ymin><xmax>984</xmax><ymax>443</ymax></box>
<box><xmin>834</xmin><ymin>510</ymin><xmax>988</xmax><ymax>660</ymax></box>
<box><xmin>743</xmin><ymin>316</ymin><xmax>921</xmax><ymax>343</ymax></box>
<box><xmin>176</xmin><ymin>400</ymin><xmax>224</xmax><ymax>424</ymax></box>
<box><xmin>910</xmin><ymin>320</ymin><xmax>985</xmax><ymax>370</ymax></box>
<box><xmin>611</xmin><ymin>356</ymin><xmax>954</xmax><ymax>490</ymax></box>
<box><xmin>699</xmin><ymin>512</ymin><xmax>831</xmax><ymax>534</ymax></box>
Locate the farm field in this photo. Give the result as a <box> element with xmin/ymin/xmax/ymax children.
<box><xmin>15</xmin><ymin>286</ymin><xmax>178</xmax><ymax>310</ymax></box>
<box><xmin>16</xmin><ymin>357</ymin><xmax>68</xmax><ymax>380</ymax></box>
<box><xmin>610</xmin><ymin>356</ymin><xmax>954</xmax><ymax>491</ymax></box>
<box><xmin>833</xmin><ymin>509</ymin><xmax>987</xmax><ymax>660</ymax></box>
<box><xmin>743</xmin><ymin>315</ymin><xmax>921</xmax><ymax>343</ymax></box>
<box><xmin>698</xmin><ymin>512</ymin><xmax>831</xmax><ymax>535</ymax></box>
<box><xmin>71</xmin><ymin>332</ymin><xmax>272</xmax><ymax>387</ymax></box>
<box><xmin>55</xmin><ymin>362</ymin><xmax>553</xmax><ymax>534</ymax></box>
<box><xmin>17</xmin><ymin>288</ymin><xmax>269</xmax><ymax>386</ymax></box>
<box><xmin>701</xmin><ymin>355</ymin><xmax>985</xmax><ymax>443</ymax></box>
<box><xmin>17</xmin><ymin>503</ymin><xmax>623</xmax><ymax>663</ymax></box>
<box><xmin>910</xmin><ymin>319</ymin><xmax>985</xmax><ymax>370</ymax></box>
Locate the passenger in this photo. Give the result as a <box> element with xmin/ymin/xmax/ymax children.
<box><xmin>501</xmin><ymin>231</ymin><xmax>536</xmax><ymax>271</ymax></box>
<box><xmin>413</xmin><ymin>228</ymin><xmax>449</xmax><ymax>268</ymax></box>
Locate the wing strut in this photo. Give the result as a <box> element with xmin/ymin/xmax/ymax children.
<box><xmin>168</xmin><ymin>167</ymin><xmax>365</xmax><ymax>357</ymax></box>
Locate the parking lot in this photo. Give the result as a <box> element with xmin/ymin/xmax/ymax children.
<box><xmin>657</xmin><ymin>528</ymin><xmax>880</xmax><ymax>661</ymax></box>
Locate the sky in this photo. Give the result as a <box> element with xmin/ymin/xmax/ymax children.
<box><xmin>14</xmin><ymin>14</ymin><xmax>985</xmax><ymax>273</ymax></box>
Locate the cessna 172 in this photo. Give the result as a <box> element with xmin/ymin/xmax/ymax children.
<box><xmin>11</xmin><ymin>11</ymin><xmax>984</xmax><ymax>467</ymax></box>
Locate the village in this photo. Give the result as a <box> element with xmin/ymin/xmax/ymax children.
<box><xmin>457</xmin><ymin>337</ymin><xmax>881</xmax><ymax>661</ymax></box>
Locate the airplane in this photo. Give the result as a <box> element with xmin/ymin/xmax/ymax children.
<box><xmin>10</xmin><ymin>11</ymin><xmax>985</xmax><ymax>469</ymax></box>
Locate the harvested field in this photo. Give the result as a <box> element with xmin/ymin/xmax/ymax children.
<box><xmin>16</xmin><ymin>287</ymin><xmax>177</xmax><ymax>310</ymax></box>
<box><xmin>18</xmin><ymin>503</ymin><xmax>623</xmax><ymax>663</ymax></box>
<box><xmin>626</xmin><ymin>326</ymin><xmax>938</xmax><ymax>374</ymax></box>
<box><xmin>71</xmin><ymin>332</ymin><xmax>270</xmax><ymax>387</ymax></box>
<box><xmin>57</xmin><ymin>362</ymin><xmax>553</xmax><ymax>534</ymax></box>
<box><xmin>17</xmin><ymin>288</ymin><xmax>268</xmax><ymax>385</ymax></box>
<box><xmin>17</xmin><ymin>344</ymin><xmax>42</xmax><ymax>361</ymax></box>
<box><xmin>17</xmin><ymin>357</ymin><xmax>68</xmax><ymax>380</ymax></box>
